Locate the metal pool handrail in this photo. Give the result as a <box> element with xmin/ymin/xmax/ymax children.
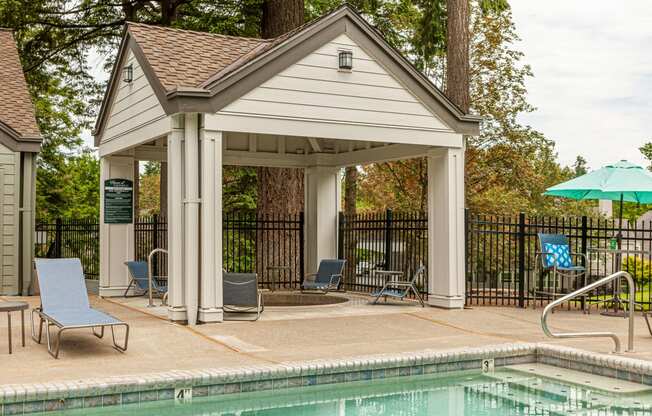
<box><xmin>541</xmin><ymin>270</ymin><xmax>635</xmax><ymax>354</ymax></box>
<box><xmin>147</xmin><ymin>248</ymin><xmax>168</xmax><ymax>307</ymax></box>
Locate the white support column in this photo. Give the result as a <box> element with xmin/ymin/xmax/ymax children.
<box><xmin>184</xmin><ymin>113</ymin><xmax>200</xmax><ymax>325</ymax></box>
<box><xmin>167</xmin><ymin>115</ymin><xmax>186</xmax><ymax>321</ymax></box>
<box><xmin>304</xmin><ymin>166</ymin><xmax>340</xmax><ymax>274</ymax></box>
<box><xmin>198</xmin><ymin>125</ymin><xmax>223</xmax><ymax>323</ymax></box>
<box><xmin>426</xmin><ymin>147</ymin><xmax>465</xmax><ymax>309</ymax></box>
<box><xmin>20</xmin><ymin>152</ymin><xmax>36</xmax><ymax>295</ymax></box>
<box><xmin>99</xmin><ymin>155</ymin><xmax>135</xmax><ymax>297</ymax></box>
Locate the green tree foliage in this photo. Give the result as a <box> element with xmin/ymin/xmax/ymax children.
<box><xmin>357</xmin><ymin>2</ymin><xmax>592</xmax><ymax>217</ymax></box>
<box><xmin>572</xmin><ymin>156</ymin><xmax>588</xmax><ymax>177</ymax></box>
<box><xmin>36</xmin><ymin>149</ymin><xmax>99</xmax><ymax>220</ymax></box>
<box><xmin>640</xmin><ymin>142</ymin><xmax>652</xmax><ymax>171</ymax></box>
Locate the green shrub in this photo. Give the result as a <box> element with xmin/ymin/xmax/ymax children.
<box><xmin>622</xmin><ymin>256</ymin><xmax>652</xmax><ymax>289</ymax></box>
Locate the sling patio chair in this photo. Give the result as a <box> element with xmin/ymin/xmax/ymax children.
<box><xmin>371</xmin><ymin>266</ymin><xmax>426</xmax><ymax>307</ymax></box>
<box><xmin>124</xmin><ymin>260</ymin><xmax>168</xmax><ymax>305</ymax></box>
<box><xmin>533</xmin><ymin>233</ymin><xmax>588</xmax><ymax>311</ymax></box>
<box><xmin>223</xmin><ymin>273</ymin><xmax>264</xmax><ymax>321</ymax></box>
<box><xmin>32</xmin><ymin>258</ymin><xmax>129</xmax><ymax>359</ymax></box>
<box><xmin>301</xmin><ymin>259</ymin><xmax>346</xmax><ymax>294</ymax></box>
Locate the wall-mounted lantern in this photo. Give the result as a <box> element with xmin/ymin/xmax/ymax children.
<box><xmin>338</xmin><ymin>50</ymin><xmax>353</xmax><ymax>71</ymax></box>
<box><xmin>123</xmin><ymin>64</ymin><xmax>133</xmax><ymax>83</ymax></box>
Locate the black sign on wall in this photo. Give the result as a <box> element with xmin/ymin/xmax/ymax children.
<box><xmin>104</xmin><ymin>178</ymin><xmax>133</xmax><ymax>224</ymax></box>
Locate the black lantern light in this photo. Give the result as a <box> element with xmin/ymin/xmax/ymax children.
<box><xmin>123</xmin><ymin>64</ymin><xmax>133</xmax><ymax>83</ymax></box>
<box><xmin>338</xmin><ymin>50</ymin><xmax>353</xmax><ymax>71</ymax></box>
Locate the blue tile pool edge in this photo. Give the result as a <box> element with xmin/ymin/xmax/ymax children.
<box><xmin>1</xmin><ymin>342</ymin><xmax>650</xmax><ymax>415</ymax></box>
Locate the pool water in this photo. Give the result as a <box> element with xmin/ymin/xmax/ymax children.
<box><xmin>54</xmin><ymin>368</ymin><xmax>652</xmax><ymax>416</ymax></box>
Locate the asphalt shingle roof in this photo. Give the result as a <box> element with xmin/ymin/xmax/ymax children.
<box><xmin>0</xmin><ymin>29</ymin><xmax>41</xmax><ymax>139</ymax></box>
<box><xmin>127</xmin><ymin>23</ymin><xmax>272</xmax><ymax>91</ymax></box>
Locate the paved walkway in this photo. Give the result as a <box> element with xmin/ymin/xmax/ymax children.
<box><xmin>1</xmin><ymin>293</ymin><xmax>651</xmax><ymax>385</ymax></box>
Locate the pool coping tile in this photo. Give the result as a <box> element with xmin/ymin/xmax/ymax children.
<box><xmin>5</xmin><ymin>342</ymin><xmax>652</xmax><ymax>415</ymax></box>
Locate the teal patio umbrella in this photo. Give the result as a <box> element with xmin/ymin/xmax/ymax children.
<box><xmin>545</xmin><ymin>160</ymin><xmax>652</xmax><ymax>242</ymax></box>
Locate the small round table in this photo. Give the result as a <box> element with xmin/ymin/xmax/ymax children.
<box><xmin>0</xmin><ymin>301</ymin><xmax>28</xmax><ymax>354</ymax></box>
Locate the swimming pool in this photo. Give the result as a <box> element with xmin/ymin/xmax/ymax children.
<box><xmin>50</xmin><ymin>365</ymin><xmax>652</xmax><ymax>416</ymax></box>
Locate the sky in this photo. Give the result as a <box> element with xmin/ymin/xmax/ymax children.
<box><xmin>84</xmin><ymin>2</ymin><xmax>652</xmax><ymax>172</ymax></box>
<box><xmin>509</xmin><ymin>0</ymin><xmax>652</xmax><ymax>171</ymax></box>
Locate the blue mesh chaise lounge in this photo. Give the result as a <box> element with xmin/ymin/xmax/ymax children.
<box><xmin>32</xmin><ymin>258</ymin><xmax>130</xmax><ymax>359</ymax></box>
<box><xmin>301</xmin><ymin>259</ymin><xmax>346</xmax><ymax>293</ymax></box>
<box><xmin>223</xmin><ymin>273</ymin><xmax>264</xmax><ymax>320</ymax></box>
<box><xmin>534</xmin><ymin>233</ymin><xmax>587</xmax><ymax>309</ymax></box>
<box><xmin>371</xmin><ymin>266</ymin><xmax>426</xmax><ymax>307</ymax></box>
<box><xmin>124</xmin><ymin>260</ymin><xmax>168</xmax><ymax>304</ymax></box>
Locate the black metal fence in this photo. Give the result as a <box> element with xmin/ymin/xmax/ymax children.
<box><xmin>134</xmin><ymin>212</ymin><xmax>305</xmax><ymax>290</ymax></box>
<box><xmin>35</xmin><ymin>218</ymin><xmax>100</xmax><ymax>279</ymax></box>
<box><xmin>134</xmin><ymin>215</ymin><xmax>167</xmax><ymax>278</ymax></box>
<box><xmin>338</xmin><ymin>210</ymin><xmax>428</xmax><ymax>298</ymax></box>
<box><xmin>466</xmin><ymin>211</ymin><xmax>652</xmax><ymax>309</ymax></box>
<box><xmin>39</xmin><ymin>210</ymin><xmax>652</xmax><ymax>309</ymax></box>
<box><xmin>36</xmin><ymin>213</ymin><xmax>305</xmax><ymax>287</ymax></box>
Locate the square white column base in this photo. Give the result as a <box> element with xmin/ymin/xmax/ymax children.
<box><xmin>167</xmin><ymin>306</ymin><xmax>188</xmax><ymax>322</ymax></box>
<box><xmin>99</xmin><ymin>286</ymin><xmax>129</xmax><ymax>297</ymax></box>
<box><xmin>198</xmin><ymin>307</ymin><xmax>223</xmax><ymax>323</ymax></box>
<box><xmin>427</xmin><ymin>294</ymin><xmax>465</xmax><ymax>309</ymax></box>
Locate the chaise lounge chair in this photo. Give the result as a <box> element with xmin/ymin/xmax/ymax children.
<box><xmin>301</xmin><ymin>259</ymin><xmax>346</xmax><ymax>293</ymax></box>
<box><xmin>371</xmin><ymin>266</ymin><xmax>426</xmax><ymax>307</ymax></box>
<box><xmin>223</xmin><ymin>273</ymin><xmax>264</xmax><ymax>320</ymax></box>
<box><xmin>124</xmin><ymin>260</ymin><xmax>168</xmax><ymax>304</ymax></box>
<box><xmin>32</xmin><ymin>258</ymin><xmax>130</xmax><ymax>358</ymax></box>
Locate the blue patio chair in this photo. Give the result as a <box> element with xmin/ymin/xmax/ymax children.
<box><xmin>124</xmin><ymin>261</ymin><xmax>168</xmax><ymax>304</ymax></box>
<box><xmin>32</xmin><ymin>258</ymin><xmax>129</xmax><ymax>359</ymax></box>
<box><xmin>371</xmin><ymin>266</ymin><xmax>426</xmax><ymax>307</ymax></box>
<box><xmin>533</xmin><ymin>233</ymin><xmax>588</xmax><ymax>309</ymax></box>
<box><xmin>223</xmin><ymin>273</ymin><xmax>264</xmax><ymax>321</ymax></box>
<box><xmin>301</xmin><ymin>259</ymin><xmax>346</xmax><ymax>293</ymax></box>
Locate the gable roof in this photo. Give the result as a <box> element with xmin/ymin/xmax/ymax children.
<box><xmin>127</xmin><ymin>23</ymin><xmax>270</xmax><ymax>91</ymax></box>
<box><xmin>0</xmin><ymin>29</ymin><xmax>42</xmax><ymax>152</ymax></box>
<box><xmin>94</xmin><ymin>5</ymin><xmax>480</xmax><ymax>143</ymax></box>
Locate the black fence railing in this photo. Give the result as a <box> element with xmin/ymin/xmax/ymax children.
<box><xmin>134</xmin><ymin>212</ymin><xmax>305</xmax><ymax>290</ymax></box>
<box><xmin>338</xmin><ymin>210</ymin><xmax>428</xmax><ymax>298</ymax></box>
<box><xmin>35</xmin><ymin>218</ymin><xmax>100</xmax><ymax>279</ymax></box>
<box><xmin>134</xmin><ymin>215</ymin><xmax>167</xmax><ymax>278</ymax></box>
<box><xmin>39</xmin><ymin>210</ymin><xmax>652</xmax><ymax>310</ymax></box>
<box><xmin>466</xmin><ymin>211</ymin><xmax>652</xmax><ymax>309</ymax></box>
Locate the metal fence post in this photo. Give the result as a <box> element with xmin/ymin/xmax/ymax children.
<box><xmin>338</xmin><ymin>212</ymin><xmax>344</xmax><ymax>260</ymax></box>
<box><xmin>580</xmin><ymin>215</ymin><xmax>588</xmax><ymax>265</ymax></box>
<box><xmin>54</xmin><ymin>218</ymin><xmax>63</xmax><ymax>258</ymax></box>
<box><xmin>299</xmin><ymin>211</ymin><xmax>305</xmax><ymax>286</ymax></box>
<box><xmin>385</xmin><ymin>209</ymin><xmax>393</xmax><ymax>270</ymax></box>
<box><xmin>518</xmin><ymin>212</ymin><xmax>526</xmax><ymax>308</ymax></box>
<box><xmin>152</xmin><ymin>214</ymin><xmax>159</xmax><ymax>277</ymax></box>
<box><xmin>580</xmin><ymin>215</ymin><xmax>588</xmax><ymax>310</ymax></box>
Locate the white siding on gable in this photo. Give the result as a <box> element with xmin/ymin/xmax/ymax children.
<box><xmin>101</xmin><ymin>50</ymin><xmax>167</xmax><ymax>145</ymax></box>
<box><xmin>0</xmin><ymin>142</ymin><xmax>19</xmax><ymax>295</ymax></box>
<box><xmin>218</xmin><ymin>33</ymin><xmax>452</xmax><ymax>133</ymax></box>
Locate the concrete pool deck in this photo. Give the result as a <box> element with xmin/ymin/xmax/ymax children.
<box><xmin>2</xmin><ymin>292</ymin><xmax>652</xmax><ymax>386</ymax></box>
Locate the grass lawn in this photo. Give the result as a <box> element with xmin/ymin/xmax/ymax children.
<box><xmin>591</xmin><ymin>288</ymin><xmax>652</xmax><ymax>311</ymax></box>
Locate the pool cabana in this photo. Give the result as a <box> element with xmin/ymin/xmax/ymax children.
<box><xmin>93</xmin><ymin>5</ymin><xmax>480</xmax><ymax>324</ymax></box>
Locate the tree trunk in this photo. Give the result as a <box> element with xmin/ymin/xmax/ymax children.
<box><xmin>257</xmin><ymin>168</ymin><xmax>304</xmax><ymax>215</ymax></box>
<box><xmin>262</xmin><ymin>0</ymin><xmax>304</xmax><ymax>38</ymax></box>
<box><xmin>445</xmin><ymin>0</ymin><xmax>470</xmax><ymax>113</ymax></box>
<box><xmin>256</xmin><ymin>0</ymin><xmax>305</xmax><ymax>288</ymax></box>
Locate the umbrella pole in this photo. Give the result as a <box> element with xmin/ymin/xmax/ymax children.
<box><xmin>618</xmin><ymin>193</ymin><xmax>623</xmax><ymax>249</ymax></box>
<box><xmin>614</xmin><ymin>193</ymin><xmax>624</xmax><ymax>314</ymax></box>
